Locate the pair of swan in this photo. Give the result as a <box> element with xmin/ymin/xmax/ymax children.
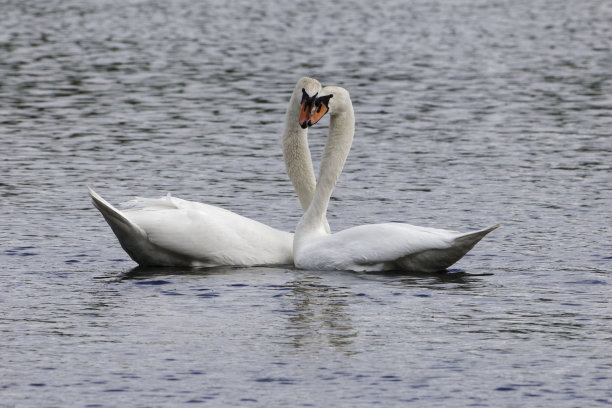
<box><xmin>90</xmin><ymin>77</ymin><xmax>497</xmax><ymax>272</ymax></box>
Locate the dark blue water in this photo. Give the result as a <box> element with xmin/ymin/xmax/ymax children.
<box><xmin>1</xmin><ymin>0</ymin><xmax>611</xmax><ymax>406</ymax></box>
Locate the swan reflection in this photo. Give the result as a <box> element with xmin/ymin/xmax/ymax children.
<box><xmin>277</xmin><ymin>274</ymin><xmax>358</xmax><ymax>354</ymax></box>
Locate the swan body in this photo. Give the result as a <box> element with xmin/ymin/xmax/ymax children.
<box><xmin>294</xmin><ymin>86</ymin><xmax>498</xmax><ymax>272</ymax></box>
<box><xmin>90</xmin><ymin>77</ymin><xmax>327</xmax><ymax>267</ymax></box>
<box><xmin>295</xmin><ymin>221</ymin><xmax>498</xmax><ymax>272</ymax></box>
<box><xmin>89</xmin><ymin>188</ymin><xmax>293</xmax><ymax>267</ymax></box>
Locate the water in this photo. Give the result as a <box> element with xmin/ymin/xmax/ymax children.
<box><xmin>1</xmin><ymin>0</ymin><xmax>611</xmax><ymax>406</ymax></box>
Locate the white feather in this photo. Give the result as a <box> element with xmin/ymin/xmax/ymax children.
<box><xmin>294</xmin><ymin>86</ymin><xmax>498</xmax><ymax>272</ymax></box>
<box><xmin>89</xmin><ymin>77</ymin><xmax>325</xmax><ymax>267</ymax></box>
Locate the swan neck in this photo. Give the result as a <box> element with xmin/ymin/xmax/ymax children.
<box><xmin>300</xmin><ymin>107</ymin><xmax>354</xmax><ymax>233</ymax></box>
<box><xmin>282</xmin><ymin>92</ymin><xmax>317</xmax><ymax>213</ymax></box>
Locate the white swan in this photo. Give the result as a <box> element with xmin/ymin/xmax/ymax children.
<box><xmin>90</xmin><ymin>77</ymin><xmax>329</xmax><ymax>267</ymax></box>
<box><xmin>294</xmin><ymin>86</ymin><xmax>499</xmax><ymax>272</ymax></box>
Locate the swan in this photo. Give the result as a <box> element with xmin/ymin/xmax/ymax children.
<box><xmin>90</xmin><ymin>77</ymin><xmax>329</xmax><ymax>267</ymax></box>
<box><xmin>294</xmin><ymin>86</ymin><xmax>499</xmax><ymax>272</ymax></box>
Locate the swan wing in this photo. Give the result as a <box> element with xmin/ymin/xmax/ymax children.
<box><xmin>124</xmin><ymin>200</ymin><xmax>293</xmax><ymax>266</ymax></box>
<box><xmin>297</xmin><ymin>223</ymin><xmax>455</xmax><ymax>271</ymax></box>
<box><xmin>334</xmin><ymin>223</ymin><xmax>457</xmax><ymax>261</ymax></box>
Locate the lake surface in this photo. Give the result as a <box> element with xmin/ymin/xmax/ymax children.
<box><xmin>1</xmin><ymin>0</ymin><xmax>611</xmax><ymax>406</ymax></box>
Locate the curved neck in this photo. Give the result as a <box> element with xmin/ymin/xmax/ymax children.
<box><xmin>282</xmin><ymin>88</ymin><xmax>331</xmax><ymax>233</ymax></box>
<box><xmin>298</xmin><ymin>107</ymin><xmax>354</xmax><ymax>234</ymax></box>
<box><xmin>282</xmin><ymin>91</ymin><xmax>317</xmax><ymax>212</ymax></box>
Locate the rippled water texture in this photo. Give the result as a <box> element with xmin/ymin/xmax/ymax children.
<box><xmin>1</xmin><ymin>0</ymin><xmax>611</xmax><ymax>406</ymax></box>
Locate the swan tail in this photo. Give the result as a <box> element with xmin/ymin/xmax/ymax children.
<box><xmin>88</xmin><ymin>187</ymin><xmax>150</xmax><ymax>262</ymax></box>
<box><xmin>88</xmin><ymin>187</ymin><xmax>141</xmax><ymax>232</ymax></box>
<box><xmin>453</xmin><ymin>224</ymin><xmax>500</xmax><ymax>251</ymax></box>
<box><xmin>396</xmin><ymin>224</ymin><xmax>499</xmax><ymax>273</ymax></box>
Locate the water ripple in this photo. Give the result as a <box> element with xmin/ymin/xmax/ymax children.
<box><xmin>1</xmin><ymin>0</ymin><xmax>611</xmax><ymax>407</ymax></box>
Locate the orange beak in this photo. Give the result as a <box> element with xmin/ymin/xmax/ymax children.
<box><xmin>299</xmin><ymin>97</ymin><xmax>314</xmax><ymax>129</ymax></box>
<box><xmin>308</xmin><ymin>102</ymin><xmax>329</xmax><ymax>126</ymax></box>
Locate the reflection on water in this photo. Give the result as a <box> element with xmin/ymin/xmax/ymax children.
<box><xmin>279</xmin><ymin>275</ymin><xmax>357</xmax><ymax>353</ymax></box>
<box><xmin>118</xmin><ymin>264</ymin><xmax>249</xmax><ymax>280</ymax></box>
<box><xmin>356</xmin><ymin>269</ymin><xmax>492</xmax><ymax>292</ymax></box>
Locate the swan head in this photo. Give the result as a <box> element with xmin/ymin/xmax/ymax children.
<box><xmin>295</xmin><ymin>77</ymin><xmax>321</xmax><ymax>129</ymax></box>
<box><xmin>308</xmin><ymin>86</ymin><xmax>351</xmax><ymax>126</ymax></box>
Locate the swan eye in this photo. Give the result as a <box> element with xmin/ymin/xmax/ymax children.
<box><xmin>315</xmin><ymin>94</ymin><xmax>333</xmax><ymax>109</ymax></box>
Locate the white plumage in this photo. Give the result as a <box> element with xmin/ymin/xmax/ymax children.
<box><xmin>89</xmin><ymin>188</ymin><xmax>293</xmax><ymax>266</ymax></box>
<box><xmin>294</xmin><ymin>86</ymin><xmax>498</xmax><ymax>272</ymax></box>
<box><xmin>90</xmin><ymin>77</ymin><xmax>326</xmax><ymax>267</ymax></box>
